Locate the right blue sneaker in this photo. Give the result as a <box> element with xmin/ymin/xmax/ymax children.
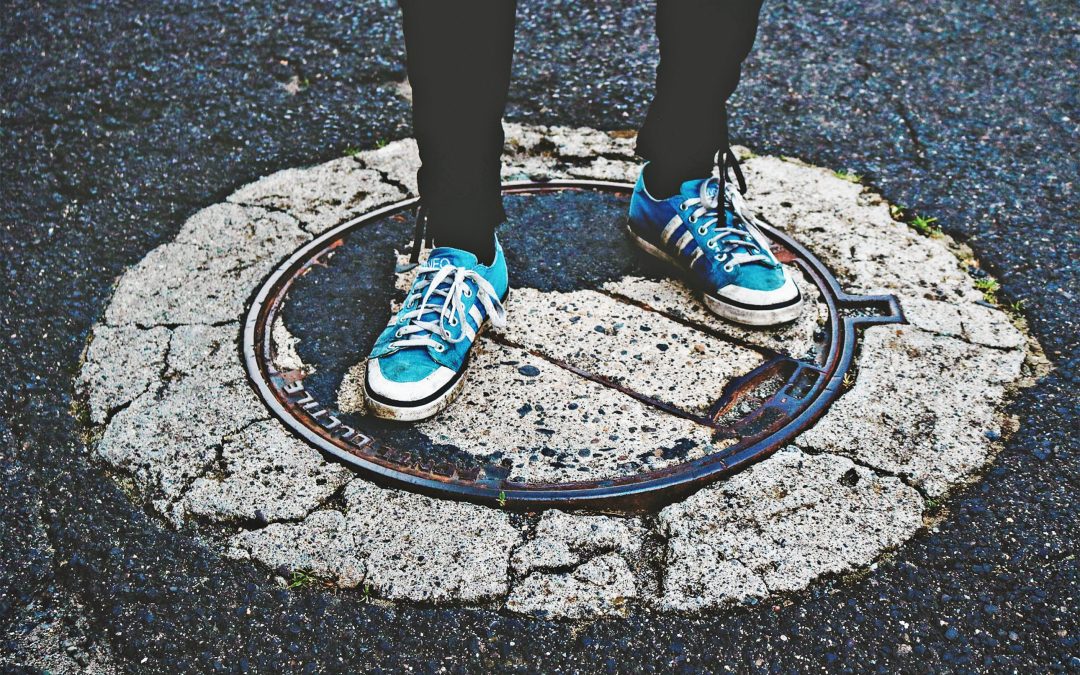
<box><xmin>364</xmin><ymin>238</ymin><xmax>509</xmax><ymax>421</ymax></box>
<box><xmin>627</xmin><ymin>168</ymin><xmax>803</xmax><ymax>326</ymax></box>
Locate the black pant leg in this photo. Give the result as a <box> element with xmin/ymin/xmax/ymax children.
<box><xmin>636</xmin><ymin>0</ymin><xmax>764</xmax><ymax>195</ymax></box>
<box><xmin>400</xmin><ymin>0</ymin><xmax>518</xmax><ymax>260</ymax></box>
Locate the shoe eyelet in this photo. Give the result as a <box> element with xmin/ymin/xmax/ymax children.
<box><xmin>435</xmin><ymin>344</ymin><xmax>445</xmax><ymax>353</ymax></box>
<box><xmin>688</xmin><ymin>215</ymin><xmax>698</xmax><ymax>224</ymax></box>
<box><xmin>463</xmin><ymin>288</ymin><xmax>472</xmax><ymax>297</ymax></box>
<box><xmin>697</xmin><ymin>227</ymin><xmax>708</xmax><ymax>235</ymax></box>
<box><xmin>449</xmin><ymin>317</ymin><xmax>458</xmax><ymax>326</ymax></box>
<box><xmin>723</xmin><ymin>263</ymin><xmax>735</xmax><ymax>273</ymax></box>
<box><xmin>394</xmin><ymin>329</ymin><xmax>403</xmax><ymax>338</ymax></box>
<box><xmin>678</xmin><ymin>201</ymin><xmax>689</xmax><ymax>211</ymax></box>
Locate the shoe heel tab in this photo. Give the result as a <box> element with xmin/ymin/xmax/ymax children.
<box><xmin>634</xmin><ymin>163</ymin><xmax>660</xmax><ymax>201</ymax></box>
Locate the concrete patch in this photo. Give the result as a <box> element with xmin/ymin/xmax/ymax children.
<box><xmin>78</xmin><ymin>324</ymin><xmax>170</xmax><ymax>424</ymax></box>
<box><xmin>512</xmin><ymin>510</ymin><xmax>643</xmax><ymax>576</ymax></box>
<box><xmin>271</xmin><ymin>316</ymin><xmax>312</xmax><ymax>374</ymax></box>
<box><xmin>508</xmin><ymin>511</ymin><xmax>644</xmax><ymax>618</ymax></box>
<box><xmin>902</xmin><ymin>296</ymin><xmax>1025</xmax><ymax>350</ymax></box>
<box><xmin>229</xmin><ymin>481</ymin><xmax>523</xmax><ymax>604</ymax></box>
<box><xmin>105</xmin><ymin>204</ymin><xmax>310</xmax><ymax>326</ymax></box>
<box><xmin>342</xmin><ymin>480</ymin><xmax>522</xmax><ymax>603</ymax></box>
<box><xmin>181</xmin><ymin>419</ymin><xmax>352</xmax><ymax>523</ymax></box>
<box><xmin>658</xmin><ymin>447</ymin><xmax>923</xmax><ymax>610</ymax></box>
<box><xmin>740</xmin><ymin>156</ymin><xmax>975</xmax><ymax>302</ymax></box>
<box><xmin>353</xmin><ymin>138</ymin><xmax>419</xmax><ymax>195</ymax></box>
<box><xmin>167</xmin><ymin>323</ymin><xmax>241</xmax><ymax>377</ymax></box>
<box><xmin>79</xmin><ymin>123</ymin><xmax>1035</xmax><ymax>619</ymax></box>
<box><xmin>507</xmin><ymin>553</ymin><xmax>638</xmax><ymax>620</ymax></box>
<box><xmin>227</xmin><ymin>157</ymin><xmax>405</xmax><ymax>234</ymax></box>
<box><xmin>797</xmin><ymin>325</ymin><xmax>1026</xmax><ymax>496</ymax></box>
<box><xmin>229</xmin><ymin>510</ymin><xmax>365</xmax><ymax>588</ymax></box>
<box><xmin>97</xmin><ymin>375</ymin><xmax>267</xmax><ymax>501</ymax></box>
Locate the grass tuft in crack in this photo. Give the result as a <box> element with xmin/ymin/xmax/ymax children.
<box><xmin>288</xmin><ymin>569</ymin><xmax>321</xmax><ymax>589</ymax></box>
<box><xmin>909</xmin><ymin>215</ymin><xmax>942</xmax><ymax>237</ymax></box>
<box><xmin>974</xmin><ymin>277</ymin><xmax>1001</xmax><ymax>304</ymax></box>
<box><xmin>833</xmin><ymin>168</ymin><xmax>862</xmax><ymax>183</ymax></box>
<box><xmin>924</xmin><ymin>497</ymin><xmax>943</xmax><ymax>516</ymax></box>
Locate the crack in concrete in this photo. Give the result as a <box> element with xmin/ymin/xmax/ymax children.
<box><xmin>157</xmin><ymin>414</ymin><xmax>274</xmax><ymax>523</ymax></box>
<box><xmin>795</xmin><ymin>442</ymin><xmax>932</xmax><ymax>504</ymax></box>
<box><xmin>356</xmin><ymin>160</ymin><xmax>414</xmax><ymax>198</ymax></box>
<box><xmin>74</xmin><ymin>127</ymin><xmax>1039</xmax><ymax>615</ymax></box>
<box><xmin>227</xmin><ymin>199</ymin><xmax>306</xmax><ymax>222</ymax></box>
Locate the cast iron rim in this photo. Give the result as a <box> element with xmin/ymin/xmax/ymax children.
<box><xmin>242</xmin><ymin>180</ymin><xmax>904</xmax><ymax>512</ymax></box>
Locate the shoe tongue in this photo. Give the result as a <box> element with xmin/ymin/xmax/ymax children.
<box><xmin>678</xmin><ymin>177</ymin><xmax>720</xmax><ymax>207</ymax></box>
<box><xmin>427</xmin><ymin>246</ymin><xmax>479</xmax><ymax>270</ymax></box>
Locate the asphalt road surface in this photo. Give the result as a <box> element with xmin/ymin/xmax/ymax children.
<box><xmin>2</xmin><ymin>0</ymin><xmax>1077</xmax><ymax>671</ymax></box>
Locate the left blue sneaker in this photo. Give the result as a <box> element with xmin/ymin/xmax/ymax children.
<box><xmin>364</xmin><ymin>240</ymin><xmax>509</xmax><ymax>421</ymax></box>
<box><xmin>626</xmin><ymin>168</ymin><xmax>803</xmax><ymax>326</ymax></box>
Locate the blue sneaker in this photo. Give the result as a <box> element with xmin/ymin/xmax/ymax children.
<box><xmin>627</xmin><ymin>168</ymin><xmax>803</xmax><ymax>326</ymax></box>
<box><xmin>364</xmin><ymin>239</ymin><xmax>509</xmax><ymax>421</ymax></box>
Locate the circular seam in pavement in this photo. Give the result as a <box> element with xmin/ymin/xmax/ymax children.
<box><xmin>243</xmin><ymin>180</ymin><xmax>904</xmax><ymax>511</ymax></box>
<box><xmin>77</xmin><ymin>123</ymin><xmax>1037</xmax><ymax>618</ymax></box>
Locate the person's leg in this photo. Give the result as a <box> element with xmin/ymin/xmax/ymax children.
<box><xmin>636</xmin><ymin>0</ymin><xmax>764</xmax><ymax>197</ymax></box>
<box><xmin>400</xmin><ymin>0</ymin><xmax>517</xmax><ymax>263</ymax></box>
<box><xmin>628</xmin><ymin>0</ymin><xmax>803</xmax><ymax>326</ymax></box>
<box><xmin>363</xmin><ymin>1</ymin><xmax>516</xmax><ymax>422</ymax></box>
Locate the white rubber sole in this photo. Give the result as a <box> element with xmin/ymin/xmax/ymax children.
<box><xmin>363</xmin><ymin>362</ymin><xmax>471</xmax><ymax>422</ymax></box>
<box><xmin>362</xmin><ymin>291</ymin><xmax>509</xmax><ymax>422</ymax></box>
<box><xmin>626</xmin><ymin>224</ymin><xmax>804</xmax><ymax>327</ymax></box>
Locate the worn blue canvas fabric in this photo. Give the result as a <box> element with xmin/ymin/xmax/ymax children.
<box><xmin>364</xmin><ymin>238</ymin><xmax>508</xmax><ymax>420</ymax></box>
<box><xmin>627</xmin><ymin>168</ymin><xmax>803</xmax><ymax>325</ymax></box>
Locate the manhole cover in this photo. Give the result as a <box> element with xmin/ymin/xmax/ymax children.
<box><xmin>79</xmin><ymin>126</ymin><xmax>1034</xmax><ymax>613</ymax></box>
<box><xmin>243</xmin><ymin>180</ymin><xmax>903</xmax><ymax>511</ymax></box>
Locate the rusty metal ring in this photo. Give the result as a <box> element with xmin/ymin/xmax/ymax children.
<box><xmin>242</xmin><ymin>180</ymin><xmax>904</xmax><ymax>512</ymax></box>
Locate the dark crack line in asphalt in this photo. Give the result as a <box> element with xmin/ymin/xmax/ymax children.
<box><xmin>852</xmin><ymin>52</ymin><xmax>928</xmax><ymax>174</ymax></box>
<box><xmin>894</xmin><ymin>100</ymin><xmax>929</xmax><ymax>170</ymax></box>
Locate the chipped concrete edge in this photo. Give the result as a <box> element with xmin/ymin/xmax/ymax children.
<box><xmin>71</xmin><ymin>123</ymin><xmax>1043</xmax><ymax>619</ymax></box>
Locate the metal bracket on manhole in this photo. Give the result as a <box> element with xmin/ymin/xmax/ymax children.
<box><xmin>242</xmin><ymin>180</ymin><xmax>904</xmax><ymax>512</ymax></box>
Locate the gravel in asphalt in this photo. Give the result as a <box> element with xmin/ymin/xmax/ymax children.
<box><xmin>1</xmin><ymin>0</ymin><xmax>1076</xmax><ymax>671</ymax></box>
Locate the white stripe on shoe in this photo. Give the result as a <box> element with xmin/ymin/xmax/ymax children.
<box><xmin>468</xmin><ymin>305</ymin><xmax>484</xmax><ymax>326</ymax></box>
<box><xmin>690</xmin><ymin>248</ymin><xmax>705</xmax><ymax>268</ymax></box>
<box><xmin>673</xmin><ymin>231</ymin><xmax>694</xmax><ymax>255</ymax></box>
<box><xmin>660</xmin><ymin>216</ymin><xmax>683</xmax><ymax>245</ymax></box>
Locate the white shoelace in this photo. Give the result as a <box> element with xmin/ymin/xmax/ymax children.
<box><xmin>389</xmin><ymin>263</ymin><xmax>507</xmax><ymax>353</ymax></box>
<box><xmin>679</xmin><ymin>178</ymin><xmax>773</xmax><ymax>272</ymax></box>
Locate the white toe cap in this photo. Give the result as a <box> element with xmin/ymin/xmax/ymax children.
<box><xmin>714</xmin><ymin>270</ymin><xmax>800</xmax><ymax>307</ymax></box>
<box><xmin>365</xmin><ymin>357</ymin><xmax>457</xmax><ymax>403</ymax></box>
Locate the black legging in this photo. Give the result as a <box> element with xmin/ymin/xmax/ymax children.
<box><xmin>400</xmin><ymin>0</ymin><xmax>764</xmax><ymax>260</ymax></box>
